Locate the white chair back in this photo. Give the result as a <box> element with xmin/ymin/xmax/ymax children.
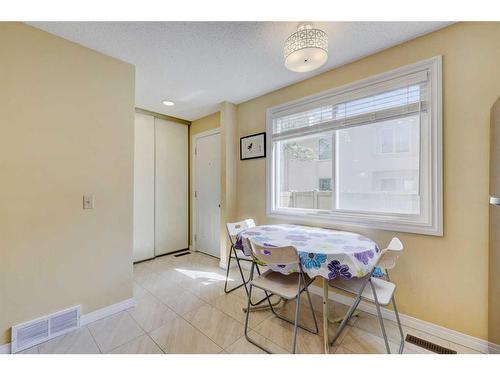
<box><xmin>376</xmin><ymin>237</ymin><xmax>404</xmax><ymax>270</ymax></box>
<box><xmin>226</xmin><ymin>219</ymin><xmax>256</xmax><ymax>245</ymax></box>
<box><xmin>249</xmin><ymin>241</ymin><xmax>299</xmax><ymax>266</ymax></box>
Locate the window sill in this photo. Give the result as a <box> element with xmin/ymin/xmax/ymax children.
<box><xmin>267</xmin><ymin>208</ymin><xmax>443</xmax><ymax>236</ymax></box>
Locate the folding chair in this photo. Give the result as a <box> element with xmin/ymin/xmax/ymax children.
<box><xmin>328</xmin><ymin>237</ymin><xmax>405</xmax><ymax>353</ymax></box>
<box><xmin>224</xmin><ymin>219</ymin><xmax>256</xmax><ymax>295</ymax></box>
<box><xmin>244</xmin><ymin>241</ymin><xmax>319</xmax><ymax>354</ymax></box>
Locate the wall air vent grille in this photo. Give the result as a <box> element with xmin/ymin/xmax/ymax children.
<box><xmin>11</xmin><ymin>306</ymin><xmax>81</xmax><ymax>353</ymax></box>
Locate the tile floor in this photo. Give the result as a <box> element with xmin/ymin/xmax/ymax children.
<box><xmin>18</xmin><ymin>252</ymin><xmax>482</xmax><ymax>354</ymax></box>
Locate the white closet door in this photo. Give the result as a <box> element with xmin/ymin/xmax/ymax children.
<box><xmin>133</xmin><ymin>113</ymin><xmax>155</xmax><ymax>262</ymax></box>
<box><xmin>155</xmin><ymin>118</ymin><xmax>189</xmax><ymax>255</ymax></box>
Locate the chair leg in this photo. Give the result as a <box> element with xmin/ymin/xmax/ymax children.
<box><xmin>224</xmin><ymin>246</ymin><xmax>249</xmax><ymax>294</ymax></box>
<box><xmin>370</xmin><ymin>279</ymin><xmax>391</xmax><ymax>354</ymax></box>
<box><xmin>329</xmin><ymin>275</ymin><xmax>371</xmax><ymax>346</ymax></box>
<box><xmin>244</xmin><ymin>265</ymin><xmax>272</xmax><ymax>354</ymax></box>
<box><xmin>385</xmin><ymin>271</ymin><xmax>404</xmax><ymax>354</ymax></box>
<box><xmin>265</xmin><ymin>286</ymin><xmax>318</xmax><ymax>334</ymax></box>
<box><xmin>291</xmin><ymin>278</ymin><xmax>302</xmax><ymax>354</ymax></box>
<box><xmin>223</xmin><ymin>247</ymin><xmax>233</xmax><ymax>292</ymax></box>
<box><xmin>329</xmin><ymin>294</ymin><xmax>362</xmax><ymax>346</ymax></box>
<box><xmin>391</xmin><ymin>295</ymin><xmax>405</xmax><ymax>354</ymax></box>
<box><xmin>304</xmin><ymin>282</ymin><xmax>319</xmax><ymax>334</ymax></box>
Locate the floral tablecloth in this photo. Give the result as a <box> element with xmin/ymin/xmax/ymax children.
<box><xmin>235</xmin><ymin>224</ymin><xmax>380</xmax><ymax>280</ymax></box>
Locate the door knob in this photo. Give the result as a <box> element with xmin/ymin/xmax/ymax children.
<box><xmin>490</xmin><ymin>196</ymin><xmax>500</xmax><ymax>206</ymax></box>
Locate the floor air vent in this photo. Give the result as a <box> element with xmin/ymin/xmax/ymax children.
<box><xmin>174</xmin><ymin>251</ymin><xmax>191</xmax><ymax>257</ymax></box>
<box><xmin>11</xmin><ymin>306</ymin><xmax>80</xmax><ymax>353</ymax></box>
<box><xmin>405</xmin><ymin>334</ymin><xmax>457</xmax><ymax>354</ymax></box>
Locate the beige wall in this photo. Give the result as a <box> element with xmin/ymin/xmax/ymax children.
<box><xmin>189</xmin><ymin>112</ymin><xmax>220</xmax><ymax>245</ymax></box>
<box><xmin>0</xmin><ymin>23</ymin><xmax>135</xmax><ymax>345</ymax></box>
<box><xmin>235</xmin><ymin>22</ymin><xmax>500</xmax><ymax>341</ymax></box>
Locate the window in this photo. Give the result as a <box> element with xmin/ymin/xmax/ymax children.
<box><xmin>378</xmin><ymin>123</ymin><xmax>411</xmax><ymax>154</ymax></box>
<box><xmin>318</xmin><ymin>138</ymin><xmax>332</xmax><ymax>160</ymax></box>
<box><xmin>319</xmin><ymin>178</ymin><xmax>332</xmax><ymax>191</ymax></box>
<box><xmin>267</xmin><ymin>57</ymin><xmax>442</xmax><ymax>235</ymax></box>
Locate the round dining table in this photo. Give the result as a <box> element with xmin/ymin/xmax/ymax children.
<box><xmin>235</xmin><ymin>223</ymin><xmax>380</xmax><ymax>354</ymax></box>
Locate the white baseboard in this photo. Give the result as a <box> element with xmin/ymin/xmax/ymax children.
<box><xmin>0</xmin><ymin>343</ymin><xmax>10</xmax><ymax>355</ymax></box>
<box><xmin>80</xmin><ymin>298</ymin><xmax>135</xmax><ymax>326</ymax></box>
<box><xmin>308</xmin><ymin>285</ymin><xmax>499</xmax><ymax>354</ymax></box>
<box><xmin>0</xmin><ymin>298</ymin><xmax>135</xmax><ymax>354</ymax></box>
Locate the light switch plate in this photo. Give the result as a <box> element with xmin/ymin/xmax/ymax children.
<box><xmin>83</xmin><ymin>195</ymin><xmax>94</xmax><ymax>209</ymax></box>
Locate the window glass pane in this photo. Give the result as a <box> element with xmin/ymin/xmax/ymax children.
<box><xmin>395</xmin><ymin>125</ymin><xmax>411</xmax><ymax>152</ymax></box>
<box><xmin>319</xmin><ymin>178</ymin><xmax>332</xmax><ymax>191</ymax></box>
<box><xmin>318</xmin><ymin>137</ymin><xmax>332</xmax><ymax>160</ymax></box>
<box><xmin>336</xmin><ymin>115</ymin><xmax>420</xmax><ymax>214</ymax></box>
<box><xmin>380</xmin><ymin>127</ymin><xmax>394</xmax><ymax>153</ymax></box>
<box><xmin>277</xmin><ymin>133</ymin><xmax>333</xmax><ymax>210</ymax></box>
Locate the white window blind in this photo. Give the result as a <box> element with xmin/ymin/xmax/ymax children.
<box><xmin>272</xmin><ymin>70</ymin><xmax>428</xmax><ymax>141</ymax></box>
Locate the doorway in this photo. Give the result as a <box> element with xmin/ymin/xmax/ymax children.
<box><xmin>193</xmin><ymin>129</ymin><xmax>221</xmax><ymax>258</ymax></box>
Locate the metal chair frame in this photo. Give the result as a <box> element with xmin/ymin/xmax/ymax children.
<box><xmin>243</xmin><ymin>242</ymin><xmax>319</xmax><ymax>354</ymax></box>
<box><xmin>224</xmin><ymin>220</ymin><xmax>272</xmax><ymax>307</ymax></box>
<box><xmin>328</xmin><ymin>237</ymin><xmax>405</xmax><ymax>354</ymax></box>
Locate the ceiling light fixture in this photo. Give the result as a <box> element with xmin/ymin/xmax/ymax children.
<box><xmin>162</xmin><ymin>100</ymin><xmax>175</xmax><ymax>106</ymax></box>
<box><xmin>284</xmin><ymin>22</ymin><xmax>328</xmax><ymax>73</ymax></box>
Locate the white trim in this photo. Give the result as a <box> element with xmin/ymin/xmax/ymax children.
<box><xmin>79</xmin><ymin>298</ymin><xmax>135</xmax><ymax>326</ymax></box>
<box><xmin>266</xmin><ymin>56</ymin><xmax>443</xmax><ymax>236</ymax></box>
<box><xmin>308</xmin><ymin>285</ymin><xmax>498</xmax><ymax>354</ymax></box>
<box><xmin>191</xmin><ymin>127</ymin><xmax>221</xmax><ymax>255</ymax></box>
<box><xmin>0</xmin><ymin>343</ymin><xmax>11</xmax><ymax>354</ymax></box>
<box><xmin>0</xmin><ymin>298</ymin><xmax>135</xmax><ymax>354</ymax></box>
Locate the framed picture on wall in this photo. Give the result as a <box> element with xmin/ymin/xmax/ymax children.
<box><xmin>240</xmin><ymin>132</ymin><xmax>266</xmax><ymax>160</ymax></box>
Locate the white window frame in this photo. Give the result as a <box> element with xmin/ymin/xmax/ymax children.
<box><xmin>266</xmin><ymin>56</ymin><xmax>443</xmax><ymax>236</ymax></box>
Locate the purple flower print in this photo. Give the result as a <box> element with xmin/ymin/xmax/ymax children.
<box><xmin>354</xmin><ymin>250</ymin><xmax>374</xmax><ymax>265</ymax></box>
<box><xmin>235</xmin><ymin>237</ymin><xmax>243</xmax><ymax>250</ymax></box>
<box><xmin>288</xmin><ymin>230</ymin><xmax>308</xmax><ymax>235</ymax></box>
<box><xmin>342</xmin><ymin>245</ymin><xmax>366</xmax><ymax>253</ymax></box>
<box><xmin>253</xmin><ymin>236</ymin><xmax>271</xmax><ymax>242</ymax></box>
<box><xmin>325</xmin><ymin>238</ymin><xmax>347</xmax><ymax>244</ymax></box>
<box><xmin>285</xmin><ymin>235</ymin><xmax>310</xmax><ymax>241</ymax></box>
<box><xmin>263</xmin><ymin>243</ymin><xmax>277</xmax><ymax>248</ymax></box>
<box><xmin>260</xmin><ymin>226</ymin><xmax>280</xmax><ymax>231</ymax></box>
<box><xmin>328</xmin><ymin>260</ymin><xmax>352</xmax><ymax>280</ymax></box>
<box><xmin>308</xmin><ymin>232</ymin><xmax>328</xmax><ymax>238</ymax></box>
<box><xmin>243</xmin><ymin>231</ymin><xmax>262</xmax><ymax>236</ymax></box>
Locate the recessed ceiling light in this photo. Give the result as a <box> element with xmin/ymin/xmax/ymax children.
<box><xmin>162</xmin><ymin>100</ymin><xmax>175</xmax><ymax>106</ymax></box>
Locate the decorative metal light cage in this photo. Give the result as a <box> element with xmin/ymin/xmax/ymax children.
<box><xmin>283</xmin><ymin>23</ymin><xmax>329</xmax><ymax>73</ymax></box>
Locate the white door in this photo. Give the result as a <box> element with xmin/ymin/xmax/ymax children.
<box><xmin>133</xmin><ymin>113</ymin><xmax>155</xmax><ymax>262</ymax></box>
<box><xmin>195</xmin><ymin>131</ymin><xmax>221</xmax><ymax>257</ymax></box>
<box><xmin>155</xmin><ymin>118</ymin><xmax>189</xmax><ymax>255</ymax></box>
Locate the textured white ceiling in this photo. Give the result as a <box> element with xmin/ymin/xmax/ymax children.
<box><xmin>28</xmin><ymin>22</ymin><xmax>452</xmax><ymax>121</ymax></box>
